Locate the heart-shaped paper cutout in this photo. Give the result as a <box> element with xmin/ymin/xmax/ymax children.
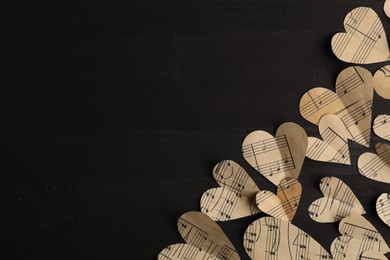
<box><xmin>243</xmin><ymin>216</ymin><xmax>332</xmax><ymax>260</ymax></box>
<box><xmin>361</xmin><ymin>250</ymin><xmax>389</xmax><ymax>260</ymax></box>
<box><xmin>242</xmin><ymin>122</ymin><xmax>308</xmax><ymax>186</ymax></box>
<box><xmin>157</xmin><ymin>211</ymin><xmax>240</xmax><ymax>260</ymax></box>
<box><xmin>373</xmin><ymin>114</ymin><xmax>390</xmax><ymax>141</ymax></box>
<box><xmin>331</xmin><ymin>7</ymin><xmax>390</xmax><ymax>64</ymax></box>
<box><xmin>306</xmin><ymin>114</ymin><xmax>350</xmax><ymax>164</ymax></box>
<box><xmin>200</xmin><ymin>160</ymin><xmax>261</xmax><ymax>221</ymax></box>
<box><xmin>358</xmin><ymin>143</ymin><xmax>390</xmax><ymax>184</ymax></box>
<box><xmin>331</xmin><ymin>215</ymin><xmax>390</xmax><ymax>260</ymax></box>
<box><xmin>308</xmin><ymin>176</ymin><xmax>365</xmax><ymax>223</ymax></box>
<box><xmin>376</xmin><ymin>193</ymin><xmax>390</xmax><ymax>227</ymax></box>
<box><xmin>256</xmin><ymin>177</ymin><xmax>302</xmax><ymax>222</ymax></box>
<box><xmin>300</xmin><ymin>66</ymin><xmax>374</xmax><ymax>147</ymax></box>
<box><xmin>374</xmin><ymin>66</ymin><xmax>390</xmax><ymax>99</ymax></box>
<box><xmin>385</xmin><ymin>1</ymin><xmax>390</xmax><ymax>19</ymax></box>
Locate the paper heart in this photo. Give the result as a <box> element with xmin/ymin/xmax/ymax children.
<box><xmin>358</xmin><ymin>143</ymin><xmax>390</xmax><ymax>184</ymax></box>
<box><xmin>200</xmin><ymin>160</ymin><xmax>261</xmax><ymax>221</ymax></box>
<box><xmin>331</xmin><ymin>7</ymin><xmax>390</xmax><ymax>64</ymax></box>
<box><xmin>300</xmin><ymin>66</ymin><xmax>374</xmax><ymax>147</ymax></box>
<box><xmin>242</xmin><ymin>122</ymin><xmax>307</xmax><ymax>185</ymax></box>
<box><xmin>374</xmin><ymin>66</ymin><xmax>390</xmax><ymax>99</ymax></box>
<box><xmin>243</xmin><ymin>216</ymin><xmax>332</xmax><ymax>260</ymax></box>
<box><xmin>385</xmin><ymin>1</ymin><xmax>390</xmax><ymax>19</ymax></box>
<box><xmin>157</xmin><ymin>211</ymin><xmax>240</xmax><ymax>260</ymax></box>
<box><xmin>376</xmin><ymin>193</ymin><xmax>390</xmax><ymax>227</ymax></box>
<box><xmin>361</xmin><ymin>250</ymin><xmax>389</xmax><ymax>260</ymax></box>
<box><xmin>308</xmin><ymin>176</ymin><xmax>365</xmax><ymax>223</ymax></box>
<box><xmin>373</xmin><ymin>114</ymin><xmax>390</xmax><ymax>141</ymax></box>
<box><xmin>306</xmin><ymin>114</ymin><xmax>350</xmax><ymax>164</ymax></box>
<box><xmin>256</xmin><ymin>177</ymin><xmax>302</xmax><ymax>222</ymax></box>
<box><xmin>331</xmin><ymin>215</ymin><xmax>390</xmax><ymax>260</ymax></box>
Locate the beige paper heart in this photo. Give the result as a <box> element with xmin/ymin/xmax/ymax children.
<box><xmin>374</xmin><ymin>66</ymin><xmax>390</xmax><ymax>99</ymax></box>
<box><xmin>308</xmin><ymin>176</ymin><xmax>365</xmax><ymax>223</ymax></box>
<box><xmin>306</xmin><ymin>114</ymin><xmax>350</xmax><ymax>164</ymax></box>
<box><xmin>300</xmin><ymin>66</ymin><xmax>374</xmax><ymax>147</ymax></box>
<box><xmin>157</xmin><ymin>211</ymin><xmax>240</xmax><ymax>260</ymax></box>
<box><xmin>373</xmin><ymin>114</ymin><xmax>390</xmax><ymax>141</ymax></box>
<box><xmin>242</xmin><ymin>122</ymin><xmax>307</xmax><ymax>186</ymax></box>
<box><xmin>358</xmin><ymin>143</ymin><xmax>390</xmax><ymax>184</ymax></box>
<box><xmin>331</xmin><ymin>7</ymin><xmax>390</xmax><ymax>64</ymax></box>
<box><xmin>385</xmin><ymin>0</ymin><xmax>390</xmax><ymax>19</ymax></box>
<box><xmin>331</xmin><ymin>215</ymin><xmax>390</xmax><ymax>260</ymax></box>
<box><xmin>376</xmin><ymin>193</ymin><xmax>390</xmax><ymax>227</ymax></box>
<box><xmin>243</xmin><ymin>216</ymin><xmax>332</xmax><ymax>260</ymax></box>
<box><xmin>361</xmin><ymin>250</ymin><xmax>389</xmax><ymax>260</ymax></box>
<box><xmin>200</xmin><ymin>160</ymin><xmax>261</xmax><ymax>221</ymax></box>
<box><xmin>256</xmin><ymin>178</ymin><xmax>301</xmax><ymax>222</ymax></box>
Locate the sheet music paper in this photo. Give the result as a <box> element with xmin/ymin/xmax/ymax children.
<box><xmin>306</xmin><ymin>114</ymin><xmax>351</xmax><ymax>164</ymax></box>
<box><xmin>157</xmin><ymin>211</ymin><xmax>240</xmax><ymax>260</ymax></box>
<box><xmin>331</xmin><ymin>7</ymin><xmax>390</xmax><ymax>64</ymax></box>
<box><xmin>331</xmin><ymin>215</ymin><xmax>390</xmax><ymax>260</ymax></box>
<box><xmin>385</xmin><ymin>0</ymin><xmax>390</xmax><ymax>19</ymax></box>
<box><xmin>308</xmin><ymin>176</ymin><xmax>365</xmax><ymax>223</ymax></box>
<box><xmin>373</xmin><ymin>114</ymin><xmax>390</xmax><ymax>141</ymax></box>
<box><xmin>256</xmin><ymin>178</ymin><xmax>301</xmax><ymax>222</ymax></box>
<box><xmin>200</xmin><ymin>160</ymin><xmax>261</xmax><ymax>221</ymax></box>
<box><xmin>243</xmin><ymin>216</ymin><xmax>332</xmax><ymax>260</ymax></box>
<box><xmin>300</xmin><ymin>66</ymin><xmax>374</xmax><ymax>147</ymax></box>
<box><xmin>358</xmin><ymin>143</ymin><xmax>390</xmax><ymax>184</ymax></box>
<box><xmin>376</xmin><ymin>193</ymin><xmax>390</xmax><ymax>227</ymax></box>
<box><xmin>242</xmin><ymin>122</ymin><xmax>308</xmax><ymax>186</ymax></box>
<box><xmin>361</xmin><ymin>250</ymin><xmax>389</xmax><ymax>260</ymax></box>
<box><xmin>374</xmin><ymin>66</ymin><xmax>390</xmax><ymax>99</ymax></box>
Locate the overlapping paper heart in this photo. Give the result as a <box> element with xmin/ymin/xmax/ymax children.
<box><xmin>242</xmin><ymin>122</ymin><xmax>307</xmax><ymax>186</ymax></box>
<box><xmin>331</xmin><ymin>215</ymin><xmax>390</xmax><ymax>260</ymax></box>
<box><xmin>300</xmin><ymin>66</ymin><xmax>374</xmax><ymax>147</ymax></box>
<box><xmin>256</xmin><ymin>177</ymin><xmax>301</xmax><ymax>222</ymax></box>
<box><xmin>376</xmin><ymin>193</ymin><xmax>390</xmax><ymax>227</ymax></box>
<box><xmin>361</xmin><ymin>250</ymin><xmax>389</xmax><ymax>260</ymax></box>
<box><xmin>308</xmin><ymin>176</ymin><xmax>365</xmax><ymax>223</ymax></box>
<box><xmin>157</xmin><ymin>211</ymin><xmax>240</xmax><ymax>260</ymax></box>
<box><xmin>306</xmin><ymin>114</ymin><xmax>350</xmax><ymax>164</ymax></box>
<box><xmin>373</xmin><ymin>114</ymin><xmax>390</xmax><ymax>141</ymax></box>
<box><xmin>358</xmin><ymin>143</ymin><xmax>390</xmax><ymax>184</ymax></box>
<box><xmin>200</xmin><ymin>160</ymin><xmax>261</xmax><ymax>221</ymax></box>
<box><xmin>243</xmin><ymin>216</ymin><xmax>332</xmax><ymax>260</ymax></box>
<box><xmin>374</xmin><ymin>66</ymin><xmax>390</xmax><ymax>99</ymax></box>
<box><xmin>385</xmin><ymin>0</ymin><xmax>390</xmax><ymax>19</ymax></box>
<box><xmin>331</xmin><ymin>7</ymin><xmax>390</xmax><ymax>64</ymax></box>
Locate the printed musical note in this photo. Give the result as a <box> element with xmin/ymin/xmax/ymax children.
<box><xmin>300</xmin><ymin>66</ymin><xmax>374</xmax><ymax>147</ymax></box>
<box><xmin>243</xmin><ymin>216</ymin><xmax>333</xmax><ymax>260</ymax></box>
<box><xmin>331</xmin><ymin>7</ymin><xmax>390</xmax><ymax>64</ymax></box>
<box><xmin>373</xmin><ymin>114</ymin><xmax>390</xmax><ymax>141</ymax></box>
<box><xmin>376</xmin><ymin>193</ymin><xmax>390</xmax><ymax>227</ymax></box>
<box><xmin>306</xmin><ymin>114</ymin><xmax>350</xmax><ymax>164</ymax></box>
<box><xmin>157</xmin><ymin>211</ymin><xmax>240</xmax><ymax>260</ymax></box>
<box><xmin>200</xmin><ymin>160</ymin><xmax>261</xmax><ymax>221</ymax></box>
<box><xmin>358</xmin><ymin>143</ymin><xmax>390</xmax><ymax>184</ymax></box>
<box><xmin>242</xmin><ymin>122</ymin><xmax>308</xmax><ymax>185</ymax></box>
<box><xmin>308</xmin><ymin>176</ymin><xmax>365</xmax><ymax>223</ymax></box>
<box><xmin>373</xmin><ymin>65</ymin><xmax>390</xmax><ymax>99</ymax></box>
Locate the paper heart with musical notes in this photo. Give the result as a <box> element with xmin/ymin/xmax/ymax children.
<box><xmin>200</xmin><ymin>160</ymin><xmax>261</xmax><ymax>221</ymax></box>
<box><xmin>358</xmin><ymin>143</ymin><xmax>390</xmax><ymax>184</ymax></box>
<box><xmin>376</xmin><ymin>193</ymin><xmax>390</xmax><ymax>227</ymax></box>
<box><xmin>308</xmin><ymin>176</ymin><xmax>365</xmax><ymax>223</ymax></box>
<box><xmin>331</xmin><ymin>215</ymin><xmax>390</xmax><ymax>260</ymax></box>
<box><xmin>361</xmin><ymin>250</ymin><xmax>389</xmax><ymax>260</ymax></box>
<box><xmin>242</xmin><ymin>122</ymin><xmax>307</xmax><ymax>186</ymax></box>
<box><xmin>306</xmin><ymin>114</ymin><xmax>350</xmax><ymax>164</ymax></box>
<box><xmin>300</xmin><ymin>66</ymin><xmax>374</xmax><ymax>147</ymax></box>
<box><xmin>157</xmin><ymin>211</ymin><xmax>240</xmax><ymax>260</ymax></box>
<box><xmin>373</xmin><ymin>114</ymin><xmax>390</xmax><ymax>141</ymax></box>
<box><xmin>256</xmin><ymin>178</ymin><xmax>301</xmax><ymax>222</ymax></box>
<box><xmin>385</xmin><ymin>1</ymin><xmax>390</xmax><ymax>19</ymax></box>
<box><xmin>243</xmin><ymin>216</ymin><xmax>332</xmax><ymax>260</ymax></box>
<box><xmin>374</xmin><ymin>66</ymin><xmax>390</xmax><ymax>99</ymax></box>
<box><xmin>331</xmin><ymin>7</ymin><xmax>390</xmax><ymax>64</ymax></box>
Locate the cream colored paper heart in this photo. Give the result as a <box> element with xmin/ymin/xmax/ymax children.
<box><xmin>374</xmin><ymin>66</ymin><xmax>390</xmax><ymax>99</ymax></box>
<box><xmin>331</xmin><ymin>215</ymin><xmax>390</xmax><ymax>260</ymax></box>
<box><xmin>242</xmin><ymin>122</ymin><xmax>307</xmax><ymax>186</ymax></box>
<box><xmin>358</xmin><ymin>143</ymin><xmax>390</xmax><ymax>184</ymax></box>
<box><xmin>157</xmin><ymin>211</ymin><xmax>240</xmax><ymax>260</ymax></box>
<box><xmin>385</xmin><ymin>1</ymin><xmax>390</xmax><ymax>19</ymax></box>
<box><xmin>300</xmin><ymin>66</ymin><xmax>374</xmax><ymax>147</ymax></box>
<box><xmin>306</xmin><ymin>114</ymin><xmax>350</xmax><ymax>164</ymax></box>
<box><xmin>331</xmin><ymin>7</ymin><xmax>390</xmax><ymax>64</ymax></box>
<box><xmin>361</xmin><ymin>250</ymin><xmax>389</xmax><ymax>260</ymax></box>
<box><xmin>308</xmin><ymin>176</ymin><xmax>365</xmax><ymax>223</ymax></box>
<box><xmin>243</xmin><ymin>216</ymin><xmax>332</xmax><ymax>260</ymax></box>
<box><xmin>376</xmin><ymin>193</ymin><xmax>390</xmax><ymax>227</ymax></box>
<box><xmin>200</xmin><ymin>160</ymin><xmax>261</xmax><ymax>221</ymax></box>
<box><xmin>373</xmin><ymin>114</ymin><xmax>390</xmax><ymax>141</ymax></box>
<box><xmin>256</xmin><ymin>178</ymin><xmax>301</xmax><ymax>222</ymax></box>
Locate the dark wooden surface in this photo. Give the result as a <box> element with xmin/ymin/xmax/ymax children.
<box><xmin>1</xmin><ymin>0</ymin><xmax>390</xmax><ymax>259</ymax></box>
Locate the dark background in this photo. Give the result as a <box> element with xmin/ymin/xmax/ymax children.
<box><xmin>1</xmin><ymin>0</ymin><xmax>390</xmax><ymax>259</ymax></box>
